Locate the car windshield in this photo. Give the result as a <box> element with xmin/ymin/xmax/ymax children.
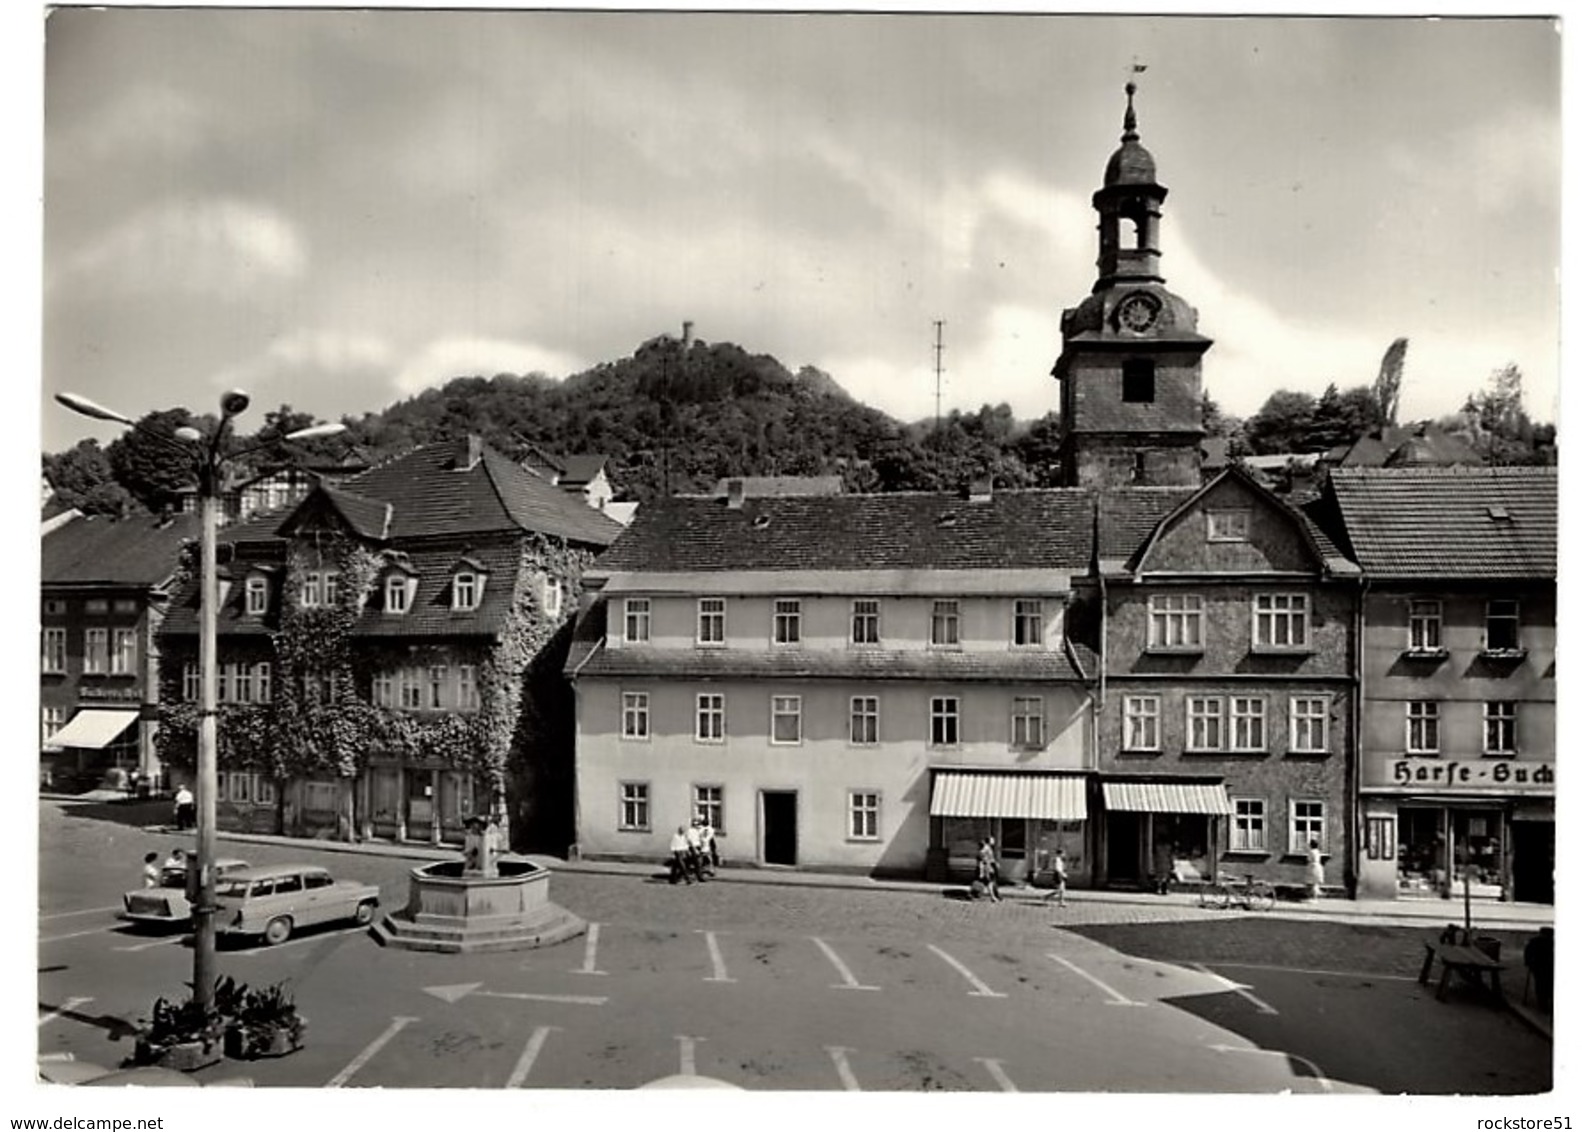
<box><xmin>215</xmin><ymin>879</ymin><xmax>252</xmax><ymax>898</ymax></box>
<box><xmin>158</xmin><ymin>868</ymin><xmax>187</xmax><ymax>887</ymax></box>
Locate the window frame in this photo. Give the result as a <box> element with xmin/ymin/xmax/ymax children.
<box><xmin>1228</xmin><ymin>695</ymin><xmax>1268</xmax><ymax>753</ymax></box>
<box><xmin>1484</xmin><ymin>599</ymin><xmax>1522</xmax><ymax>653</ymax></box>
<box><xmin>696</xmin><ymin>597</ymin><xmax>726</xmax><ymax>647</ymax></box>
<box><xmin>621</xmin><ymin>691</ymin><xmax>651</xmax><ymax>741</ymax></box>
<box><xmin>426</xmin><ymin>665</ymin><xmax>448</xmax><ymax>710</ymax></box>
<box><xmin>770</xmin><ymin>694</ymin><xmax>803</xmax><ymax>745</ymax></box>
<box><xmin>1407</xmin><ymin>599</ymin><xmax>1443</xmax><ymax>653</ymax></box>
<box><xmin>1229</xmin><ymin>796</ymin><xmax>1268</xmax><ymax>853</ymax></box>
<box><xmin>693</xmin><ymin>784</ymin><xmax>725</xmax><ymax>833</ymax></box>
<box><xmin>456</xmin><ymin>665</ymin><xmax>479</xmax><ymax>711</ymax></box>
<box><xmin>1207</xmin><ymin>509</ymin><xmax>1251</xmax><ymax>543</ymax></box>
<box><xmin>624</xmin><ymin>597</ymin><xmax>651</xmax><ymax>644</ymax></box>
<box><xmin>695</xmin><ymin>692</ymin><xmax>726</xmax><ymax>744</ymax></box>
<box><xmin>1011</xmin><ymin>695</ymin><xmax>1046</xmax><ymax>750</ymax></box>
<box><xmin>1147</xmin><ymin>594</ymin><xmax>1204</xmax><ymax>652</ymax></box>
<box><xmin>452</xmin><ymin>571</ymin><xmax>481</xmax><ymax>612</ymax></box>
<box><xmin>385</xmin><ymin>574</ymin><xmax>410</xmax><ymax>615</ymax></box>
<box><xmin>1483</xmin><ymin>701</ymin><xmax>1518</xmax><ymax>756</ymax></box>
<box><xmin>1288</xmin><ymin>694</ymin><xmax>1331</xmax><ymax>754</ymax></box>
<box><xmin>398</xmin><ymin>669</ymin><xmax>424</xmax><ymax>711</ymax></box>
<box><xmin>1406</xmin><ymin>700</ymin><xmax>1440</xmax><ymax>754</ymax></box>
<box><xmin>929</xmin><ymin>600</ymin><xmax>961</xmax><ymax>648</ymax></box>
<box><xmin>245</xmin><ymin>575</ymin><xmax>270</xmax><ymax>616</ymax></box>
<box><xmin>83</xmin><ymin>628</ymin><xmax>109</xmax><ymax>675</ymax></box>
<box><xmin>772</xmin><ymin>598</ymin><xmax>802</xmax><ymax>646</ymax></box>
<box><xmin>41</xmin><ymin>627</ymin><xmax>67</xmax><ymax>674</ymax></box>
<box><xmin>848</xmin><ymin>790</ymin><xmax>881</xmax><ymax>842</ymax></box>
<box><xmin>42</xmin><ymin>705</ymin><xmax>65</xmax><ymax>742</ymax></box>
<box><xmin>850</xmin><ymin>598</ymin><xmax>881</xmax><ymax>646</ymax></box>
<box><xmin>617</xmin><ymin>782</ymin><xmax>651</xmax><ymax>832</ymax></box>
<box><xmin>1186</xmin><ymin>695</ymin><xmax>1225</xmax><ymax>752</ymax></box>
<box><xmin>1253</xmin><ymin>592</ymin><xmax>1310</xmax><ymax>651</ymax></box>
<box><xmin>849</xmin><ymin>695</ymin><xmax>879</xmax><ymax>746</ymax></box>
<box><xmin>929</xmin><ymin>695</ymin><xmax>961</xmax><ymax>747</ymax></box>
<box><xmin>1012</xmin><ymin>599</ymin><xmax>1044</xmax><ymax>649</ymax></box>
<box><xmin>1289</xmin><ymin>798</ymin><xmax>1328</xmax><ymax>855</ymax></box>
<box><xmin>543</xmin><ymin>575</ymin><xmax>564</xmax><ymax>618</ymax></box>
<box><xmin>1122</xmin><ymin>694</ymin><xmax>1161</xmax><ymax>751</ymax></box>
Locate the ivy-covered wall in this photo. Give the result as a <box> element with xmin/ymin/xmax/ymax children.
<box><xmin>156</xmin><ymin>527</ymin><xmax>598</xmax><ymax>850</ymax></box>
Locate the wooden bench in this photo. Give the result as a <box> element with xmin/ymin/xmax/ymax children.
<box><xmin>1419</xmin><ymin>939</ymin><xmax>1506</xmax><ymax>1002</ymax></box>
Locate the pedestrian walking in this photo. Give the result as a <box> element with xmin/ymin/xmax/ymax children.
<box><xmin>1306</xmin><ymin>840</ymin><xmax>1325</xmax><ymax>899</ymax></box>
<box><xmin>1152</xmin><ymin>840</ymin><xmax>1174</xmax><ymax>895</ymax></box>
<box><xmin>685</xmin><ymin>820</ymin><xmax>709</xmax><ymax>881</ymax></box>
<box><xmin>172</xmin><ymin>784</ymin><xmax>195</xmax><ymax>831</ymax></box>
<box><xmin>142</xmin><ymin>851</ymin><xmax>161</xmax><ymax>888</ymax></box>
<box><xmin>697</xmin><ymin>820</ymin><xmax>719</xmax><ymax>870</ymax></box>
<box><xmin>1045</xmin><ymin>847</ymin><xmax>1069</xmax><ymax>908</ymax></box>
<box><xmin>976</xmin><ymin>837</ymin><xmax>1002</xmax><ymax>902</ymax></box>
<box><xmin>668</xmin><ymin>826</ymin><xmax>694</xmax><ymax>885</ymax></box>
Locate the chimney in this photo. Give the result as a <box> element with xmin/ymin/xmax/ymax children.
<box><xmin>455</xmin><ymin>435</ymin><xmax>483</xmax><ymax>471</ymax></box>
<box><xmin>726</xmin><ymin>478</ymin><xmax>746</xmax><ymax>509</ymax></box>
<box><xmin>682</xmin><ymin>321</ymin><xmax>694</xmax><ymax>348</ymax></box>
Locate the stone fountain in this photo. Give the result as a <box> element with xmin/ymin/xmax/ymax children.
<box><xmin>371</xmin><ymin>815</ymin><xmax>586</xmax><ymax>953</ymax></box>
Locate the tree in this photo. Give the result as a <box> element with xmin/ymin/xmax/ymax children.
<box><xmin>1373</xmin><ymin>338</ymin><xmax>1408</xmax><ymax>427</ymax></box>
<box><xmin>1243</xmin><ymin>390</ymin><xmax>1318</xmax><ymax>455</ymax></box>
<box><xmin>105</xmin><ymin>408</ymin><xmax>202</xmax><ymax>511</ymax></box>
<box><xmin>1455</xmin><ymin>363</ymin><xmax>1554</xmax><ymax>466</ymax></box>
<box><xmin>43</xmin><ymin>439</ymin><xmax>139</xmax><ymax>517</ymax></box>
<box><xmin>1308</xmin><ymin>383</ymin><xmax>1385</xmax><ymax>451</ymax></box>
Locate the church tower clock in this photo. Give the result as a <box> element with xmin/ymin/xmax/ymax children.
<box><xmin>1053</xmin><ymin>82</ymin><xmax>1212</xmax><ymax>487</ymax></box>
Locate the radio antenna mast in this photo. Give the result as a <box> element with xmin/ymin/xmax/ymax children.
<box><xmin>933</xmin><ymin>320</ymin><xmax>945</xmax><ymax>436</ymax></box>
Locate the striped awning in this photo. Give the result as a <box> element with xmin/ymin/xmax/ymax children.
<box><xmin>48</xmin><ymin>709</ymin><xmax>138</xmax><ymax>751</ymax></box>
<box><xmin>930</xmin><ymin>772</ymin><xmax>1087</xmax><ymax>820</ymax></box>
<box><xmin>1101</xmin><ymin>781</ymin><xmax>1233</xmax><ymax>815</ymax></box>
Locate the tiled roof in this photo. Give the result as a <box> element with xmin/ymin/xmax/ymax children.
<box><xmin>42</xmin><ymin>513</ymin><xmax>199</xmax><ymax>588</ymax></box>
<box><xmin>591</xmin><ymin>488</ymin><xmax>1197</xmax><ymax>576</ymax></box>
<box><xmin>558</xmin><ymin>455</ymin><xmax>608</xmax><ymax>485</ymax></box>
<box><xmin>707</xmin><ymin>475</ymin><xmax>845</xmax><ymax>498</ymax></box>
<box><xmin>318</xmin><ymin>484</ymin><xmax>392</xmax><ymax>541</ymax></box>
<box><xmin>162</xmin><ymin>540</ymin><xmax>526</xmax><ymax>639</ymax></box>
<box><xmin>575</xmin><ymin>644</ymin><xmax>1081</xmax><ymax>683</ymax></box>
<box><xmin>339</xmin><ymin>438</ymin><xmax>622</xmax><ymax>546</ymax></box>
<box><xmin>1327</xmin><ymin>466</ymin><xmax>1556</xmax><ymax>579</ymax></box>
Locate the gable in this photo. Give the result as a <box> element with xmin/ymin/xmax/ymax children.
<box><xmin>1133</xmin><ymin>473</ymin><xmax>1324</xmax><ymax>575</ymax></box>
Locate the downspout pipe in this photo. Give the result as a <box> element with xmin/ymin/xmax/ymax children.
<box><xmin>1351</xmin><ymin>576</ymin><xmax>1368</xmax><ymax>900</ymax></box>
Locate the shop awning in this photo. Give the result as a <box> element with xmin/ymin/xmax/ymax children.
<box><xmin>48</xmin><ymin>709</ymin><xmax>137</xmax><ymax>750</ymax></box>
<box><xmin>929</xmin><ymin>772</ymin><xmax>1087</xmax><ymax>821</ymax></box>
<box><xmin>1102</xmin><ymin>780</ymin><xmax>1233</xmax><ymax>815</ymax></box>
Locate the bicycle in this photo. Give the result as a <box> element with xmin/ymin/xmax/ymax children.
<box><xmin>1199</xmin><ymin>872</ymin><xmax>1277</xmax><ymax>912</ymax></box>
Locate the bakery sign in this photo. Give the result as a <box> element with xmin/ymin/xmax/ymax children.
<box><xmin>1368</xmin><ymin>754</ymin><xmax>1554</xmax><ymax>795</ymax></box>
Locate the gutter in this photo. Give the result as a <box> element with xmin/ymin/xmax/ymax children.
<box><xmin>1351</xmin><ymin>575</ymin><xmax>1368</xmax><ymax>899</ymax></box>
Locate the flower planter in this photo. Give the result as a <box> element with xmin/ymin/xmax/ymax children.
<box><xmin>225</xmin><ymin>1020</ymin><xmax>306</xmax><ymax>1060</ymax></box>
<box><xmin>141</xmin><ymin>1039</ymin><xmax>222</xmax><ymax>1073</ymax></box>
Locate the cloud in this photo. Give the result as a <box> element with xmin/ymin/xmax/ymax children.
<box><xmin>392</xmin><ymin>337</ymin><xmax>587</xmax><ymax>395</ymax></box>
<box><xmin>50</xmin><ymin>198</ymin><xmax>307</xmax><ymax>300</ymax></box>
<box><xmin>1455</xmin><ymin>107</ymin><xmax>1561</xmax><ymax>215</ymax></box>
<box><xmin>210</xmin><ymin>330</ymin><xmax>396</xmax><ymax>390</ymax></box>
<box><xmin>47</xmin><ymin>83</ymin><xmax>210</xmax><ymax>178</ymax></box>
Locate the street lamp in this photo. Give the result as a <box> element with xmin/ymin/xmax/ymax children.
<box><xmin>55</xmin><ymin>390</ymin><xmax>345</xmax><ymax>1016</ymax></box>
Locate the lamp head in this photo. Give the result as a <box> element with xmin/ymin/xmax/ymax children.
<box><xmin>173</xmin><ymin>426</ymin><xmax>203</xmax><ymax>443</ymax></box>
<box><xmin>54</xmin><ymin>392</ymin><xmax>135</xmax><ymax>426</ymax></box>
<box><xmin>283</xmin><ymin>422</ymin><xmax>348</xmax><ymax>442</ymax></box>
<box><xmin>219</xmin><ymin>390</ymin><xmax>251</xmax><ymax>417</ymax></box>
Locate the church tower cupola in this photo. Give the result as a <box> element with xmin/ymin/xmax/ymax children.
<box><xmin>1052</xmin><ymin>81</ymin><xmax>1214</xmax><ymax>489</ymax></box>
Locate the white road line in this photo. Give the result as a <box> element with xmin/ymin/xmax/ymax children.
<box><xmin>1209</xmin><ymin>1043</ymin><xmax>1334</xmax><ymax>1092</ymax></box>
<box><xmin>927</xmin><ymin>944</ymin><xmax>1006</xmax><ymax>998</ymax></box>
<box><xmin>825</xmin><ymin>1046</ymin><xmax>861</xmax><ymax>1091</ymax></box>
<box><xmin>40</xmin><ymin>906</ymin><xmax>120</xmax><ymax>921</ymax></box>
<box><xmin>40</xmin><ymin>926</ymin><xmax>116</xmax><ymax>945</ymax></box>
<box><xmin>1210</xmin><ymin>961</ymin><xmax>1417</xmax><ymax>983</ymax></box>
<box><xmin>1048</xmin><ymin>954</ymin><xmax>1145</xmax><ymax>1007</ymax></box>
<box><xmin>676</xmin><ymin>1034</ymin><xmax>702</xmax><ymax>1077</ymax></box>
<box><xmin>699</xmin><ymin>930</ymin><xmax>735</xmax><ymax>983</ymax></box>
<box><xmin>574</xmin><ymin>922</ymin><xmax>606</xmax><ymax>976</ymax></box>
<box><xmin>811</xmin><ymin>937</ymin><xmax>879</xmax><ymax>991</ymax></box>
<box><xmin>38</xmin><ymin>997</ymin><xmax>91</xmax><ymax>1028</ymax></box>
<box><xmin>326</xmin><ymin>1016</ymin><xmax>418</xmax><ymax>1088</ymax></box>
<box><xmin>975</xmin><ymin>1057</ymin><xmax>1018</xmax><ymax>1092</ymax></box>
<box><xmin>115</xmin><ymin>935</ymin><xmax>188</xmax><ymax>953</ymax></box>
<box><xmin>1191</xmin><ymin>962</ymin><xmax>1278</xmax><ymax>1014</ymax></box>
<box><xmin>506</xmin><ymin>1025</ymin><xmax>558</xmax><ymax>1088</ymax></box>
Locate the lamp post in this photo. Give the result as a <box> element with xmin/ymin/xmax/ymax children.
<box><xmin>55</xmin><ymin>390</ymin><xmax>344</xmax><ymax>1015</ymax></box>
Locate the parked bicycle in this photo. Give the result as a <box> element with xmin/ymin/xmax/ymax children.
<box><xmin>1199</xmin><ymin>872</ymin><xmax>1277</xmax><ymax>912</ymax></box>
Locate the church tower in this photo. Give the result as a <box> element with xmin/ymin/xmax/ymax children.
<box><xmin>1054</xmin><ymin>82</ymin><xmax>1212</xmax><ymax>487</ymax></box>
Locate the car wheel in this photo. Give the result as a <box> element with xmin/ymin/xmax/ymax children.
<box><xmin>354</xmin><ymin>900</ymin><xmax>377</xmax><ymax>926</ymax></box>
<box><xmin>263</xmin><ymin>917</ymin><xmax>293</xmax><ymax>946</ymax></box>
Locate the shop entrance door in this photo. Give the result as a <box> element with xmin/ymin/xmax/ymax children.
<box><xmin>1512</xmin><ymin>821</ymin><xmax>1555</xmax><ymax>904</ymax></box>
<box><xmin>1107</xmin><ymin>812</ymin><xmax>1142</xmax><ymax>886</ymax></box>
<box><xmin>761</xmin><ymin>791</ymin><xmax>797</xmax><ymax>866</ymax></box>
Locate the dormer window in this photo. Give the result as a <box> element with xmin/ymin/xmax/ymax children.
<box><xmin>543</xmin><ymin>575</ymin><xmax>564</xmax><ymax>618</ymax></box>
<box><xmin>385</xmin><ymin>574</ymin><xmax>412</xmax><ymax>615</ymax></box>
<box><xmin>245</xmin><ymin>575</ymin><xmax>269</xmax><ymax>616</ymax></box>
<box><xmin>1207</xmin><ymin>509</ymin><xmax>1250</xmax><ymax>543</ymax></box>
<box><xmin>452</xmin><ymin>571</ymin><xmax>483</xmax><ymax>612</ymax></box>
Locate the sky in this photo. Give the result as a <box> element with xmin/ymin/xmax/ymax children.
<box><xmin>36</xmin><ymin>10</ymin><xmax>1562</xmax><ymax>456</ymax></box>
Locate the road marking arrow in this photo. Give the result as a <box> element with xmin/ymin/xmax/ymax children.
<box><xmin>422</xmin><ymin>983</ymin><xmax>607</xmax><ymax>1006</ymax></box>
<box><xmin>1191</xmin><ymin>962</ymin><xmax>1278</xmax><ymax>1014</ymax></box>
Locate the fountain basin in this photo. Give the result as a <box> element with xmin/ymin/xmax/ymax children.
<box><xmin>371</xmin><ymin>857</ymin><xmax>586</xmax><ymax>953</ymax></box>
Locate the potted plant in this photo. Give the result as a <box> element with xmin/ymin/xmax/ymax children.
<box><xmin>129</xmin><ymin>980</ymin><xmax>237</xmax><ymax>1071</ymax></box>
<box><xmin>228</xmin><ymin>981</ymin><xmax>306</xmax><ymax>1060</ymax></box>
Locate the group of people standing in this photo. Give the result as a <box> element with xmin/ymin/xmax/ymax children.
<box><xmin>668</xmin><ymin>818</ymin><xmax>719</xmax><ymax>885</ymax></box>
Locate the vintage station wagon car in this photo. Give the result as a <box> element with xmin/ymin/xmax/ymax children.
<box><xmin>213</xmin><ymin>864</ymin><xmax>380</xmax><ymax>946</ymax></box>
<box><xmin>121</xmin><ymin>858</ymin><xmax>252</xmax><ymax>928</ymax></box>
